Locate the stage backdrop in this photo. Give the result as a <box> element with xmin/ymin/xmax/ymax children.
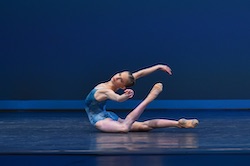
<box><xmin>1</xmin><ymin>0</ymin><xmax>250</xmax><ymax>100</ymax></box>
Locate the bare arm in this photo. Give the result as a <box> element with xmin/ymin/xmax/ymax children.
<box><xmin>95</xmin><ymin>89</ymin><xmax>134</xmax><ymax>102</ymax></box>
<box><xmin>132</xmin><ymin>64</ymin><xmax>172</xmax><ymax>80</ymax></box>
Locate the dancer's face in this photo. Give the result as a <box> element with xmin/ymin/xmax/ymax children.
<box><xmin>112</xmin><ymin>71</ymin><xmax>130</xmax><ymax>89</ymax></box>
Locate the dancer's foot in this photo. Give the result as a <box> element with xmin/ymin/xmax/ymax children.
<box><xmin>178</xmin><ymin>118</ymin><xmax>199</xmax><ymax>128</ymax></box>
<box><xmin>145</xmin><ymin>83</ymin><xmax>163</xmax><ymax>102</ymax></box>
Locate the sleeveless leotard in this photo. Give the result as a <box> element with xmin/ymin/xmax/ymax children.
<box><xmin>84</xmin><ymin>88</ymin><xmax>119</xmax><ymax>125</ymax></box>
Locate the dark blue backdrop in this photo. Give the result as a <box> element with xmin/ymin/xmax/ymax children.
<box><xmin>1</xmin><ymin>0</ymin><xmax>250</xmax><ymax>100</ymax></box>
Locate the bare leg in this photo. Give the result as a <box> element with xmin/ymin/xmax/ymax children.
<box><xmin>123</xmin><ymin>83</ymin><xmax>163</xmax><ymax>126</ymax></box>
<box><xmin>95</xmin><ymin>83</ymin><xmax>163</xmax><ymax>133</ymax></box>
<box><xmin>130</xmin><ymin>118</ymin><xmax>199</xmax><ymax>131</ymax></box>
<box><xmin>130</xmin><ymin>119</ymin><xmax>179</xmax><ymax>131</ymax></box>
<box><xmin>146</xmin><ymin>118</ymin><xmax>199</xmax><ymax>129</ymax></box>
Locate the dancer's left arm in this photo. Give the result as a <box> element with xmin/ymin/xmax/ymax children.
<box><xmin>132</xmin><ymin>64</ymin><xmax>172</xmax><ymax>80</ymax></box>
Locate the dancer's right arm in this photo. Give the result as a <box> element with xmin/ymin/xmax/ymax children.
<box><xmin>95</xmin><ymin>89</ymin><xmax>134</xmax><ymax>102</ymax></box>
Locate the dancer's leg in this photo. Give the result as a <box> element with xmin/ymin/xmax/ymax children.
<box><xmin>130</xmin><ymin>118</ymin><xmax>199</xmax><ymax>131</ymax></box>
<box><xmin>95</xmin><ymin>83</ymin><xmax>163</xmax><ymax>133</ymax></box>
<box><xmin>122</xmin><ymin>83</ymin><xmax>163</xmax><ymax>126</ymax></box>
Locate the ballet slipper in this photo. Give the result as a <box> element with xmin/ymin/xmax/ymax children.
<box><xmin>178</xmin><ymin>118</ymin><xmax>199</xmax><ymax>128</ymax></box>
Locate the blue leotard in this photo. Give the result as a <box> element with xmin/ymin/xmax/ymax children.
<box><xmin>84</xmin><ymin>88</ymin><xmax>119</xmax><ymax>125</ymax></box>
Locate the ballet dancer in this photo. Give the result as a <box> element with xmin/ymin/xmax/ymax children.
<box><xmin>84</xmin><ymin>64</ymin><xmax>199</xmax><ymax>133</ymax></box>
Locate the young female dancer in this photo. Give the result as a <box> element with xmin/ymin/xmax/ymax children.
<box><xmin>85</xmin><ymin>64</ymin><xmax>198</xmax><ymax>133</ymax></box>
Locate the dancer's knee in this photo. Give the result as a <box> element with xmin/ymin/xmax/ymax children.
<box><xmin>125</xmin><ymin>115</ymin><xmax>136</xmax><ymax>123</ymax></box>
<box><xmin>95</xmin><ymin>120</ymin><xmax>130</xmax><ymax>133</ymax></box>
<box><xmin>119</xmin><ymin>124</ymin><xmax>130</xmax><ymax>133</ymax></box>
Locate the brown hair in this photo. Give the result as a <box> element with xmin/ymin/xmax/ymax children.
<box><xmin>125</xmin><ymin>71</ymin><xmax>135</xmax><ymax>87</ymax></box>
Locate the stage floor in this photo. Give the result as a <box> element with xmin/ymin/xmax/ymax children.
<box><xmin>1</xmin><ymin>109</ymin><xmax>250</xmax><ymax>165</ymax></box>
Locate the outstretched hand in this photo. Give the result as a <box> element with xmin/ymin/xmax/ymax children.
<box><xmin>124</xmin><ymin>89</ymin><xmax>134</xmax><ymax>98</ymax></box>
<box><xmin>158</xmin><ymin>64</ymin><xmax>172</xmax><ymax>75</ymax></box>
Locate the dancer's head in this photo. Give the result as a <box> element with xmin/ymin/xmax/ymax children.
<box><xmin>111</xmin><ymin>71</ymin><xmax>135</xmax><ymax>89</ymax></box>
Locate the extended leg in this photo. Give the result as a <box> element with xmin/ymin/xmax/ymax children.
<box><xmin>130</xmin><ymin>119</ymin><xmax>199</xmax><ymax>131</ymax></box>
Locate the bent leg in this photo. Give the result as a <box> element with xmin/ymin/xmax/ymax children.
<box><xmin>122</xmin><ymin>83</ymin><xmax>163</xmax><ymax>129</ymax></box>
<box><xmin>95</xmin><ymin>83</ymin><xmax>163</xmax><ymax>133</ymax></box>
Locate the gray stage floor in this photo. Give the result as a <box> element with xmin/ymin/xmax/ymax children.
<box><xmin>1</xmin><ymin>109</ymin><xmax>250</xmax><ymax>154</ymax></box>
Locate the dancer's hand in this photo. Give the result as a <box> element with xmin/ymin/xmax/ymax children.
<box><xmin>124</xmin><ymin>89</ymin><xmax>134</xmax><ymax>98</ymax></box>
<box><xmin>158</xmin><ymin>64</ymin><xmax>172</xmax><ymax>75</ymax></box>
